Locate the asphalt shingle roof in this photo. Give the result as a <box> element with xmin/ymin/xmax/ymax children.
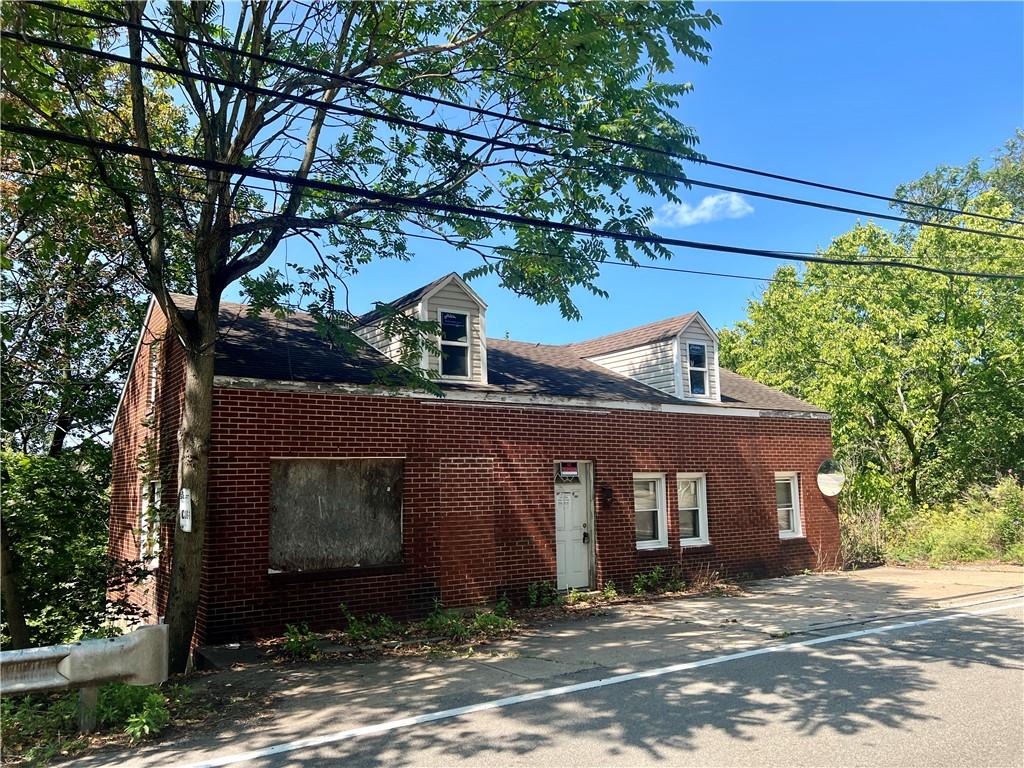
<box><xmin>568</xmin><ymin>312</ymin><xmax>697</xmax><ymax>358</ymax></box>
<box><xmin>169</xmin><ymin>294</ymin><xmax>825</xmax><ymax>414</ymax></box>
<box><xmin>352</xmin><ymin>272</ymin><xmax>456</xmax><ymax>327</ymax></box>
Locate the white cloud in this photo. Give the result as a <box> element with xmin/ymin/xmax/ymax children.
<box><xmin>653</xmin><ymin>192</ymin><xmax>754</xmax><ymax>227</ymax></box>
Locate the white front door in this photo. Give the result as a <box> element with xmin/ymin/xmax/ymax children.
<box><xmin>555</xmin><ymin>472</ymin><xmax>591</xmax><ymax>590</ymax></box>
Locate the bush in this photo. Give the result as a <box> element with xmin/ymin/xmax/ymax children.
<box><xmin>886</xmin><ymin>477</ymin><xmax>1024</xmax><ymax>565</ymax></box>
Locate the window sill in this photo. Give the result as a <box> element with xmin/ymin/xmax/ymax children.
<box><xmin>778</xmin><ymin>533</ymin><xmax>805</xmax><ymax>541</ymax></box>
<box><xmin>636</xmin><ymin>542</ymin><xmax>669</xmax><ymax>551</ymax></box>
<box><xmin>267</xmin><ymin>563</ymin><xmax>403</xmax><ymax>583</ymax></box>
<box><xmin>680</xmin><ymin>539</ymin><xmax>711</xmax><ymax>548</ymax></box>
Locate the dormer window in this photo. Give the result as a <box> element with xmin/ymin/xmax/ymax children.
<box><xmin>439</xmin><ymin>309</ymin><xmax>470</xmax><ymax>378</ymax></box>
<box><xmin>688</xmin><ymin>343</ymin><xmax>707</xmax><ymax>396</ymax></box>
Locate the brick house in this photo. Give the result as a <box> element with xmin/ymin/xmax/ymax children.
<box><xmin>110</xmin><ymin>272</ymin><xmax>839</xmax><ymax>644</ymax></box>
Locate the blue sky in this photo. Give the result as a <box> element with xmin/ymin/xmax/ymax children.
<box><xmin>232</xmin><ymin>1</ymin><xmax>1023</xmax><ymax>341</ymax></box>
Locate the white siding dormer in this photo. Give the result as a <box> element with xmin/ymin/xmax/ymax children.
<box><xmin>677</xmin><ymin>314</ymin><xmax>720</xmax><ymax>402</ymax></box>
<box><xmin>421</xmin><ymin>279</ymin><xmax>487</xmax><ymax>384</ymax></box>
<box><xmin>586</xmin><ymin>340</ymin><xmax>676</xmax><ymax>396</ymax></box>
<box><xmin>355</xmin><ymin>273</ymin><xmax>488</xmax><ymax>385</ymax></box>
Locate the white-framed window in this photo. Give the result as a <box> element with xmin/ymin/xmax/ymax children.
<box><xmin>775</xmin><ymin>472</ymin><xmax>803</xmax><ymax>539</ymax></box>
<box><xmin>688</xmin><ymin>343</ymin><xmax>708</xmax><ymax>396</ymax></box>
<box><xmin>677</xmin><ymin>473</ymin><xmax>709</xmax><ymax>546</ymax></box>
<box><xmin>633</xmin><ymin>473</ymin><xmax>667</xmax><ymax>550</ymax></box>
<box><xmin>147</xmin><ymin>341</ymin><xmax>161</xmax><ymax>406</ymax></box>
<box><xmin>140</xmin><ymin>480</ymin><xmax>162</xmax><ymax>569</ymax></box>
<box><xmin>438</xmin><ymin>309</ymin><xmax>470</xmax><ymax>378</ymax></box>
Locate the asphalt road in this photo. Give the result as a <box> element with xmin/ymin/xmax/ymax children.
<box><xmin>190</xmin><ymin>601</ymin><xmax>1023</xmax><ymax>768</ymax></box>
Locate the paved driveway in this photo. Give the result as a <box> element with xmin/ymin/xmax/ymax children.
<box><xmin>68</xmin><ymin>566</ymin><xmax>1024</xmax><ymax>767</ymax></box>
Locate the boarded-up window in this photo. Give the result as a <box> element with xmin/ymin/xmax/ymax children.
<box><xmin>269</xmin><ymin>459</ymin><xmax>403</xmax><ymax>571</ymax></box>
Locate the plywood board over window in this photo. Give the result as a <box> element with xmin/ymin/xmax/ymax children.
<box><xmin>269</xmin><ymin>458</ymin><xmax>403</xmax><ymax>571</ymax></box>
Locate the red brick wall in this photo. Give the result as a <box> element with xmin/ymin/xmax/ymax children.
<box><xmin>108</xmin><ymin>302</ymin><xmax>183</xmax><ymax>623</ymax></box>
<box><xmin>200</xmin><ymin>387</ymin><xmax>839</xmax><ymax>643</ymax></box>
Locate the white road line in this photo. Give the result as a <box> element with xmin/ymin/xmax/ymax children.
<box><xmin>181</xmin><ymin>597</ymin><xmax>1024</xmax><ymax>768</ymax></box>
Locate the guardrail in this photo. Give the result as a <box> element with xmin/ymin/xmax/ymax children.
<box><xmin>0</xmin><ymin>624</ymin><xmax>168</xmax><ymax>731</ymax></box>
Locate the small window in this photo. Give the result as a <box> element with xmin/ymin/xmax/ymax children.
<box><xmin>775</xmin><ymin>472</ymin><xmax>802</xmax><ymax>539</ymax></box>
<box><xmin>139</xmin><ymin>480</ymin><xmax>161</xmax><ymax>570</ymax></box>
<box><xmin>439</xmin><ymin>310</ymin><xmax>470</xmax><ymax>378</ymax></box>
<box><xmin>147</xmin><ymin>342</ymin><xmax>161</xmax><ymax>406</ymax></box>
<box><xmin>688</xmin><ymin>343</ymin><xmax>707</xmax><ymax>396</ymax></box>
<box><xmin>677</xmin><ymin>473</ymin><xmax>709</xmax><ymax>546</ymax></box>
<box><xmin>633</xmin><ymin>473</ymin><xmax>667</xmax><ymax>550</ymax></box>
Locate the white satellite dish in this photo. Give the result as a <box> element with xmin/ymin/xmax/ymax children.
<box><xmin>816</xmin><ymin>458</ymin><xmax>846</xmax><ymax>497</ymax></box>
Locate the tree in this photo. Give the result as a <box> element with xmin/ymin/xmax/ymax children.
<box><xmin>2</xmin><ymin>1</ymin><xmax>719</xmax><ymax>670</ymax></box>
<box><xmin>720</xmin><ymin>149</ymin><xmax>1024</xmax><ymax>509</ymax></box>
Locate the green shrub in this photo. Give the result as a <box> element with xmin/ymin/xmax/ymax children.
<box><xmin>281</xmin><ymin>622</ymin><xmax>319</xmax><ymax>659</ymax></box>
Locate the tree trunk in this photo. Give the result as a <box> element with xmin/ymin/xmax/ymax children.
<box><xmin>48</xmin><ymin>406</ymin><xmax>72</xmax><ymax>457</ymax></box>
<box><xmin>1</xmin><ymin>519</ymin><xmax>31</xmax><ymax>649</ymax></box>
<box><xmin>164</xmin><ymin>312</ymin><xmax>217</xmax><ymax>673</ymax></box>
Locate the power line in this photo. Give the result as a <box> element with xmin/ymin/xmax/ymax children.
<box><xmin>32</xmin><ymin>0</ymin><xmax>1023</xmax><ymax>228</ymax></box>
<box><xmin>3</xmin><ymin>165</ymin><xmax>943</xmax><ymax>290</ymax></box>
<box><xmin>9</xmin><ymin>164</ymin><xmax>1012</xmax><ymax>274</ymax></box>
<box><xmin>8</xmin><ymin>30</ymin><xmax>1023</xmax><ymax>246</ymax></box>
<box><xmin>5</xmin><ymin>122</ymin><xmax>1023</xmax><ymax>282</ymax></box>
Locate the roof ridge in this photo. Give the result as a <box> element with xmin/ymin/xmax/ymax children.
<box><xmin>566</xmin><ymin>311</ymin><xmax>698</xmax><ymax>358</ymax></box>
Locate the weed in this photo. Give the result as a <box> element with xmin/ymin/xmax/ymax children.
<box><xmin>281</xmin><ymin>622</ymin><xmax>319</xmax><ymax>659</ymax></box>
<box><xmin>418</xmin><ymin>604</ymin><xmax>472</xmax><ymax>642</ymax></box>
<box><xmin>526</xmin><ymin>580</ymin><xmax>561</xmax><ymax>608</ymax></box>
<box><xmin>632</xmin><ymin>565</ymin><xmax>666</xmax><ymax>595</ymax></box>
<box><xmin>123</xmin><ymin>692</ymin><xmax>170</xmax><ymax>743</ymax></box>
<box><xmin>689</xmin><ymin>564</ymin><xmax>725</xmax><ymax>593</ymax></box>
<box><xmin>1</xmin><ymin>682</ymin><xmax>173</xmax><ymax>764</ymax></box>
<box><xmin>600</xmin><ymin>580</ymin><xmax>618</xmax><ymax>600</ymax></box>
<box><xmin>471</xmin><ymin>611</ymin><xmax>516</xmax><ymax>635</ymax></box>
<box><xmin>565</xmin><ymin>587</ymin><xmax>587</xmax><ymax>605</ymax></box>
<box><xmin>664</xmin><ymin>567</ymin><xmax>686</xmax><ymax>592</ymax></box>
<box><xmin>494</xmin><ymin>595</ymin><xmax>511</xmax><ymax>617</ymax></box>
<box><xmin>338</xmin><ymin>603</ymin><xmax>400</xmax><ymax>644</ymax></box>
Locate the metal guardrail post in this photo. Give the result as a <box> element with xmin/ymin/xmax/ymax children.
<box><xmin>79</xmin><ymin>685</ymin><xmax>99</xmax><ymax>733</ymax></box>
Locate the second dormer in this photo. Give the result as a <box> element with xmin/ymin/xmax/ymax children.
<box><xmin>569</xmin><ymin>312</ymin><xmax>720</xmax><ymax>402</ymax></box>
<box><xmin>353</xmin><ymin>272</ymin><xmax>488</xmax><ymax>385</ymax></box>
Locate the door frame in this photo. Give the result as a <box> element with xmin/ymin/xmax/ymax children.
<box><xmin>553</xmin><ymin>459</ymin><xmax>595</xmax><ymax>590</ymax></box>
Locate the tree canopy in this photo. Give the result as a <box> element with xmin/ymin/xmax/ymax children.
<box><xmin>720</xmin><ymin>142</ymin><xmax>1024</xmax><ymax>509</ymax></box>
<box><xmin>1</xmin><ymin>0</ymin><xmax>720</xmax><ymax>668</ymax></box>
